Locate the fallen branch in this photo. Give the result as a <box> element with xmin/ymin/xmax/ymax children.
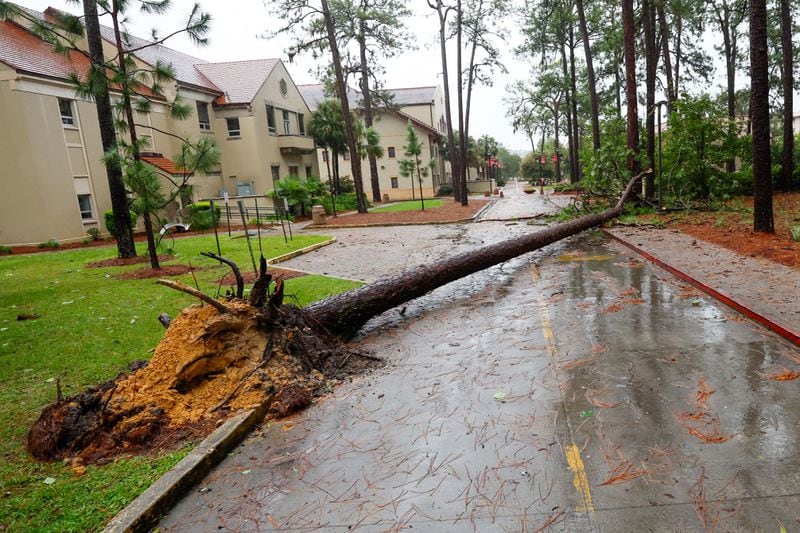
<box><xmin>201</xmin><ymin>252</ymin><xmax>244</xmax><ymax>298</ymax></box>
<box><xmin>156</xmin><ymin>279</ymin><xmax>234</xmax><ymax>315</ymax></box>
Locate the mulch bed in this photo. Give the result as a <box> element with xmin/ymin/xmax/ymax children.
<box><xmin>319</xmin><ymin>199</ymin><xmax>489</xmax><ymax>227</ymax></box>
<box><xmin>674</xmin><ymin>192</ymin><xmax>800</xmax><ymax>269</ymax></box>
<box><xmin>117</xmin><ymin>264</ymin><xmax>197</xmax><ymax>280</ymax></box>
<box><xmin>87</xmin><ymin>255</ymin><xmax>174</xmax><ymax>268</ymax></box>
<box><xmin>218</xmin><ymin>267</ymin><xmax>307</xmax><ymax>285</ymax></box>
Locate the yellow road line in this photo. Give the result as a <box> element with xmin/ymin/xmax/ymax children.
<box><xmin>531</xmin><ymin>265</ymin><xmax>595</xmax><ymax>513</ymax></box>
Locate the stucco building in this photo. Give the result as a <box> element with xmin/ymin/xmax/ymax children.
<box><xmin>0</xmin><ymin>5</ymin><xmax>316</xmax><ymax>246</ymax></box>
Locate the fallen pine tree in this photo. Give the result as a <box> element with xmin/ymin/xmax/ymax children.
<box><xmin>27</xmin><ymin>173</ymin><xmax>645</xmax><ymax>463</ymax></box>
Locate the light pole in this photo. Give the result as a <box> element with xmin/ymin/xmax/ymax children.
<box><xmin>651</xmin><ymin>100</ymin><xmax>668</xmax><ymax>210</ymax></box>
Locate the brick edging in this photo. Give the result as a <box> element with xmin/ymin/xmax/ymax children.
<box><xmin>604</xmin><ymin>229</ymin><xmax>800</xmax><ymax>347</ymax></box>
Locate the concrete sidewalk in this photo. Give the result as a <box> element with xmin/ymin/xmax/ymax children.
<box><xmin>606</xmin><ymin>226</ymin><xmax>800</xmax><ymax>344</ymax></box>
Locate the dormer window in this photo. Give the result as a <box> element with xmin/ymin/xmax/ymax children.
<box><xmin>58</xmin><ymin>98</ymin><xmax>75</xmax><ymax>126</ymax></box>
<box><xmin>197</xmin><ymin>102</ymin><xmax>211</xmax><ymax>131</ymax></box>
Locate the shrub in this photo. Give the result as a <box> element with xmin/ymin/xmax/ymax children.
<box><xmin>320</xmin><ymin>193</ymin><xmax>369</xmax><ymax>215</ymax></box>
<box><xmin>86</xmin><ymin>227</ymin><xmax>102</xmax><ymax>241</ymax></box>
<box><xmin>270</xmin><ymin>175</ymin><xmax>329</xmax><ymax>217</ymax></box>
<box><xmin>436</xmin><ymin>184</ymin><xmax>453</xmax><ymax>196</ymax></box>
<box><xmin>37</xmin><ymin>239</ymin><xmax>59</xmax><ymax>249</ymax></box>
<box><xmin>104</xmin><ymin>210</ymin><xmax>138</xmax><ymax>237</ymax></box>
<box><xmin>0</xmin><ymin>245</ymin><xmax>11</xmax><ymax>255</ymax></box>
<box><xmin>81</xmin><ymin>238</ymin><xmax>91</xmax><ymax>245</ymax></box>
<box><xmin>791</xmin><ymin>226</ymin><xmax>800</xmax><ymax>242</ymax></box>
<box><xmin>188</xmin><ymin>201</ymin><xmax>222</xmax><ymax>230</ymax></box>
<box><xmin>337</xmin><ymin>177</ymin><xmax>356</xmax><ymax>194</ymax></box>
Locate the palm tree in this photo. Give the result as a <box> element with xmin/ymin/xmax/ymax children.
<box><xmin>310</xmin><ymin>99</ymin><xmax>348</xmax><ymax>194</ymax></box>
<box><xmin>401</xmin><ymin>121</ymin><xmax>428</xmax><ymax>210</ymax></box>
<box><xmin>355</xmin><ymin>119</ymin><xmax>384</xmax><ymax>198</ymax></box>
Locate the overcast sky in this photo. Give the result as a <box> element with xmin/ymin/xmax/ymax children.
<box><xmin>19</xmin><ymin>0</ymin><xmax>800</xmax><ymax>154</ymax></box>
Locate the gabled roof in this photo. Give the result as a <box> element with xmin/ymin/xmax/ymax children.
<box><xmin>141</xmin><ymin>154</ymin><xmax>187</xmax><ymax>175</ymax></box>
<box><xmin>196</xmin><ymin>59</ymin><xmax>279</xmax><ymax>105</ymax></box>
<box><xmin>389</xmin><ymin>86</ymin><xmax>437</xmax><ymax>106</ymax></box>
<box><xmin>297</xmin><ymin>83</ymin><xmax>360</xmax><ymax>112</ymax></box>
<box><xmin>0</xmin><ymin>18</ymin><xmax>91</xmax><ymax>80</ymax></box>
<box><xmin>96</xmin><ymin>24</ymin><xmax>220</xmax><ymax>93</ymax></box>
<box><xmin>396</xmin><ymin>109</ymin><xmax>439</xmax><ymax>136</ymax></box>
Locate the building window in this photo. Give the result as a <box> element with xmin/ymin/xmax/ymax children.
<box><xmin>237</xmin><ymin>182</ymin><xmax>253</xmax><ymax>196</ymax></box>
<box><xmin>298</xmin><ymin>113</ymin><xmax>305</xmax><ymax>135</ymax></box>
<box><xmin>59</xmin><ymin>98</ymin><xmax>75</xmax><ymax>126</ymax></box>
<box><xmin>390</xmin><ymin>177</ymin><xmax>399</xmax><ymax>189</ymax></box>
<box><xmin>197</xmin><ymin>102</ymin><xmax>211</xmax><ymax>131</ymax></box>
<box><xmin>288</xmin><ymin>165</ymin><xmax>299</xmax><ymax>176</ymax></box>
<box><xmin>271</xmin><ymin>165</ymin><xmax>280</xmax><ymax>182</ymax></box>
<box><xmin>387</xmin><ymin>146</ymin><xmax>396</xmax><ymax>158</ymax></box>
<box><xmin>77</xmin><ymin>194</ymin><xmax>93</xmax><ymax>219</ymax></box>
<box><xmin>305</xmin><ymin>165</ymin><xmax>313</xmax><ymax>177</ymax></box>
<box><xmin>282</xmin><ymin>110</ymin><xmax>291</xmax><ymax>135</ymax></box>
<box><xmin>226</xmin><ymin>117</ymin><xmax>241</xmax><ymax>137</ymax></box>
<box><xmin>266</xmin><ymin>105</ymin><xmax>276</xmax><ymax>134</ymax></box>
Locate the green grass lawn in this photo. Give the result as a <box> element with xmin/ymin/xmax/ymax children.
<box><xmin>370</xmin><ymin>199</ymin><xmax>443</xmax><ymax>212</ymax></box>
<box><xmin>0</xmin><ymin>232</ymin><xmax>361</xmax><ymax>532</ymax></box>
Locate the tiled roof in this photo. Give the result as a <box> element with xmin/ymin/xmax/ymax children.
<box><xmin>297</xmin><ymin>83</ymin><xmax>360</xmax><ymax>112</ymax></box>
<box><xmin>196</xmin><ymin>59</ymin><xmax>279</xmax><ymax>105</ymax></box>
<box><xmin>389</xmin><ymin>86</ymin><xmax>437</xmax><ymax>106</ymax></box>
<box><xmin>141</xmin><ymin>154</ymin><xmax>187</xmax><ymax>175</ymax></box>
<box><xmin>0</xmin><ymin>19</ymin><xmax>91</xmax><ymax>80</ymax></box>
<box><xmin>96</xmin><ymin>24</ymin><xmax>220</xmax><ymax>93</ymax></box>
<box><xmin>396</xmin><ymin>109</ymin><xmax>439</xmax><ymax>136</ymax></box>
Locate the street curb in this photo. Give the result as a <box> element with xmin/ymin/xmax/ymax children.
<box><xmin>470</xmin><ymin>199</ymin><xmax>497</xmax><ymax>222</ymax></box>
<box><xmin>103</xmin><ymin>403</ymin><xmax>270</xmax><ymax>533</ymax></box>
<box><xmin>604</xmin><ymin>229</ymin><xmax>800</xmax><ymax>347</ymax></box>
<box><xmin>301</xmin><ymin>201</ymin><xmax>497</xmax><ymax>230</ymax></box>
<box><xmin>267</xmin><ymin>237</ymin><xmax>336</xmax><ymax>264</ymax></box>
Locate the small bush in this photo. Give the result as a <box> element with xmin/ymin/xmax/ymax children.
<box><xmin>0</xmin><ymin>245</ymin><xmax>11</xmax><ymax>255</ymax></box>
<box><xmin>104</xmin><ymin>210</ymin><xmax>138</xmax><ymax>237</ymax></box>
<box><xmin>791</xmin><ymin>226</ymin><xmax>800</xmax><ymax>242</ymax></box>
<box><xmin>436</xmin><ymin>184</ymin><xmax>453</xmax><ymax>196</ymax></box>
<box><xmin>188</xmin><ymin>201</ymin><xmax>222</xmax><ymax>230</ymax></box>
<box><xmin>320</xmin><ymin>193</ymin><xmax>369</xmax><ymax>215</ymax></box>
<box><xmin>337</xmin><ymin>177</ymin><xmax>356</xmax><ymax>194</ymax></box>
<box><xmin>86</xmin><ymin>227</ymin><xmax>102</xmax><ymax>241</ymax></box>
<box><xmin>81</xmin><ymin>238</ymin><xmax>91</xmax><ymax>245</ymax></box>
<box><xmin>37</xmin><ymin>239</ymin><xmax>59</xmax><ymax>249</ymax></box>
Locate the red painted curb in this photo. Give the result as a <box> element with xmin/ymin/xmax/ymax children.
<box><xmin>603</xmin><ymin>229</ymin><xmax>800</xmax><ymax>348</ymax></box>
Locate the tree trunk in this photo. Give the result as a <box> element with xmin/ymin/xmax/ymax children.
<box><xmin>568</xmin><ymin>26</ymin><xmax>580</xmax><ymax>182</ymax></box>
<box><xmin>83</xmin><ymin>0</ymin><xmax>136</xmax><ymax>259</ymax></box>
<box><xmin>432</xmin><ymin>0</ymin><xmax>461</xmax><ymax>203</ymax></box>
<box><xmin>780</xmin><ymin>0</ymin><xmax>793</xmax><ymax>192</ymax></box>
<box><xmin>322</xmin><ymin>0</ymin><xmax>368</xmax><ymax>213</ymax></box>
<box><xmin>643</xmin><ymin>0</ymin><xmax>657</xmax><ymax>199</ymax></box>
<box><xmin>357</xmin><ymin>19</ymin><xmax>382</xmax><ymax>203</ymax></box>
<box><xmin>559</xmin><ymin>47</ymin><xmax>574</xmax><ymax>183</ymax></box>
<box><xmin>657</xmin><ymin>1</ymin><xmax>675</xmax><ymax>109</ymax></box>
<box><xmin>622</xmin><ymin>0</ymin><xmax>641</xmax><ymax>182</ymax></box>
<box><xmin>306</xmin><ymin>173</ymin><xmax>645</xmax><ymax>339</ymax></box>
<box><xmin>749</xmin><ymin>0</ymin><xmax>774</xmax><ymax>232</ymax></box>
<box><xmin>456</xmin><ymin>0</ymin><xmax>468</xmax><ymax>206</ymax></box>
<box><xmin>576</xmin><ymin>0</ymin><xmax>600</xmax><ymax>152</ymax></box>
<box><xmin>553</xmin><ymin>102</ymin><xmax>562</xmax><ymax>181</ymax></box>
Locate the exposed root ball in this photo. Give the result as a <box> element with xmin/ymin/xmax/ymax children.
<box><xmin>28</xmin><ymin>300</ymin><xmax>376</xmax><ymax>464</ymax></box>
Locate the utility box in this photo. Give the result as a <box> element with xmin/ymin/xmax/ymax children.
<box><xmin>311</xmin><ymin>205</ymin><xmax>326</xmax><ymax>225</ymax></box>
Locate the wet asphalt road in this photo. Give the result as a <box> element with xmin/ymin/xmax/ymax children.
<box><xmin>159</xmin><ymin>186</ymin><xmax>800</xmax><ymax>531</ymax></box>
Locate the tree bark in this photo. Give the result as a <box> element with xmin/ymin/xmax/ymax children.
<box><xmin>576</xmin><ymin>0</ymin><xmax>600</xmax><ymax>152</ymax></box>
<box><xmin>657</xmin><ymin>1</ymin><xmax>675</xmax><ymax>109</ymax></box>
<box><xmin>568</xmin><ymin>25</ymin><xmax>580</xmax><ymax>182</ymax></box>
<box><xmin>643</xmin><ymin>0</ymin><xmax>657</xmax><ymax>199</ymax></box>
<box><xmin>306</xmin><ymin>173</ymin><xmax>645</xmax><ymax>339</ymax></box>
<box><xmin>622</xmin><ymin>0</ymin><xmax>641</xmax><ymax>183</ymax></box>
<box><xmin>322</xmin><ymin>0</ymin><xmax>368</xmax><ymax>213</ymax></box>
<box><xmin>456</xmin><ymin>0</ymin><xmax>468</xmax><ymax>206</ymax></box>
<box><xmin>357</xmin><ymin>17</ymin><xmax>382</xmax><ymax>203</ymax></box>
<box><xmin>83</xmin><ymin>0</ymin><xmax>137</xmax><ymax>259</ymax></box>
<box><xmin>749</xmin><ymin>0</ymin><xmax>774</xmax><ymax>232</ymax></box>
<box><xmin>780</xmin><ymin>0</ymin><xmax>794</xmax><ymax>192</ymax></box>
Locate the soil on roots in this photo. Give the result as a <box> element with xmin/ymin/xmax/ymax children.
<box><xmin>28</xmin><ymin>300</ymin><xmax>377</xmax><ymax>464</ymax></box>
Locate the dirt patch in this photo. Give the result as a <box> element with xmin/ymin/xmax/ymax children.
<box><xmin>87</xmin><ymin>255</ymin><xmax>174</xmax><ymax>268</ymax></box>
<box><xmin>218</xmin><ymin>267</ymin><xmax>307</xmax><ymax>286</ymax></box>
<box><xmin>319</xmin><ymin>200</ymin><xmax>488</xmax><ymax>227</ymax></box>
<box><xmin>672</xmin><ymin>192</ymin><xmax>800</xmax><ymax>269</ymax></box>
<box><xmin>27</xmin><ymin>291</ymin><xmax>377</xmax><ymax>464</ymax></box>
<box><xmin>117</xmin><ymin>264</ymin><xmax>195</xmax><ymax>280</ymax></box>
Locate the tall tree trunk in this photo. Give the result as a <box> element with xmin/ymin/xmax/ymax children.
<box><xmin>357</xmin><ymin>18</ymin><xmax>382</xmax><ymax>203</ymax></box>
<box><xmin>643</xmin><ymin>0</ymin><xmax>657</xmax><ymax>199</ymax></box>
<box><xmin>83</xmin><ymin>0</ymin><xmax>136</xmax><ymax>259</ymax></box>
<box><xmin>559</xmin><ymin>47</ymin><xmax>575</xmax><ymax>183</ymax></box>
<box><xmin>622</xmin><ymin>0</ymin><xmax>641</xmax><ymax>183</ymax></box>
<box><xmin>307</xmin><ymin>173</ymin><xmax>644</xmax><ymax>339</ymax></box>
<box><xmin>456</xmin><ymin>0</ymin><xmax>468</xmax><ymax>205</ymax></box>
<box><xmin>322</xmin><ymin>0</ymin><xmax>368</xmax><ymax>213</ymax></box>
<box><xmin>612</xmin><ymin>6</ymin><xmax>623</xmax><ymax>118</ymax></box>
<box><xmin>673</xmin><ymin>14</ymin><xmax>682</xmax><ymax>98</ymax></box>
<box><xmin>553</xmin><ymin>102</ymin><xmax>562</xmax><ymax>181</ymax></box>
<box><xmin>749</xmin><ymin>0</ymin><xmax>774</xmax><ymax>232</ymax></box>
<box><xmin>576</xmin><ymin>0</ymin><xmax>600</xmax><ymax>151</ymax></box>
<box><xmin>780</xmin><ymin>0</ymin><xmax>794</xmax><ymax>191</ymax></box>
<box><xmin>715</xmin><ymin>2</ymin><xmax>738</xmax><ymax>175</ymax></box>
<box><xmin>111</xmin><ymin>4</ymin><xmax>159</xmax><ymax>269</ymax></box>
<box><xmin>432</xmin><ymin>1</ymin><xmax>461</xmax><ymax>203</ymax></box>
<box><xmin>657</xmin><ymin>1</ymin><xmax>675</xmax><ymax>109</ymax></box>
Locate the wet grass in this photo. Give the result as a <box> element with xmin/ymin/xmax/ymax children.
<box><xmin>371</xmin><ymin>199</ymin><xmax>443</xmax><ymax>212</ymax></box>
<box><xmin>0</xmin><ymin>233</ymin><xmax>362</xmax><ymax>532</ymax></box>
